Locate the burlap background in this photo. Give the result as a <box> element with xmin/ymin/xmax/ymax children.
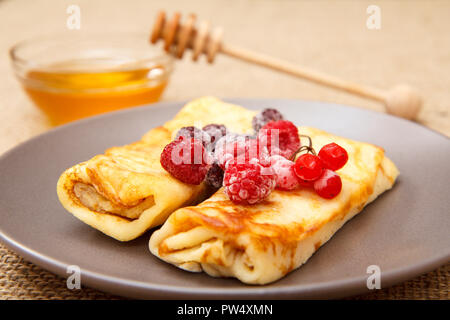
<box><xmin>0</xmin><ymin>0</ymin><xmax>448</xmax><ymax>299</ymax></box>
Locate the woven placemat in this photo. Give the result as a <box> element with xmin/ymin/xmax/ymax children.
<box><xmin>0</xmin><ymin>243</ymin><xmax>448</xmax><ymax>300</ymax></box>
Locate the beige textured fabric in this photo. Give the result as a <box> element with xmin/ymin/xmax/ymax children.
<box><xmin>0</xmin><ymin>0</ymin><xmax>448</xmax><ymax>299</ymax></box>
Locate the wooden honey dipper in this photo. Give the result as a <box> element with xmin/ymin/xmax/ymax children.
<box><xmin>151</xmin><ymin>11</ymin><xmax>422</xmax><ymax>120</ymax></box>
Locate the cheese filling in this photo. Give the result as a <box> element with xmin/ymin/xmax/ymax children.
<box><xmin>73</xmin><ymin>182</ymin><xmax>155</xmax><ymax>220</ymax></box>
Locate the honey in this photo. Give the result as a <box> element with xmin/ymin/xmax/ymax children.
<box><xmin>22</xmin><ymin>59</ymin><xmax>169</xmax><ymax>125</ymax></box>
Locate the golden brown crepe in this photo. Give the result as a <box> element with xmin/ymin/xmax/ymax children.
<box><xmin>57</xmin><ymin>97</ymin><xmax>255</xmax><ymax>241</ymax></box>
<box><xmin>149</xmin><ymin>126</ymin><xmax>399</xmax><ymax>285</ymax></box>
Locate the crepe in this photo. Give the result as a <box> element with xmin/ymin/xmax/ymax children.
<box><xmin>149</xmin><ymin>126</ymin><xmax>399</xmax><ymax>285</ymax></box>
<box><xmin>57</xmin><ymin>97</ymin><xmax>255</xmax><ymax>241</ymax></box>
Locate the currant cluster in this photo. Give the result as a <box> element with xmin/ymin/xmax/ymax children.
<box><xmin>160</xmin><ymin>108</ymin><xmax>349</xmax><ymax>205</ymax></box>
<box><xmin>293</xmin><ymin>143</ymin><xmax>348</xmax><ymax>199</ymax></box>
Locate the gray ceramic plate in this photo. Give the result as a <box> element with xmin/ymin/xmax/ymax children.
<box><xmin>0</xmin><ymin>99</ymin><xmax>448</xmax><ymax>299</ymax></box>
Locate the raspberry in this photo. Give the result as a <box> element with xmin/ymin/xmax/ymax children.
<box><xmin>214</xmin><ymin>134</ymin><xmax>248</xmax><ymax>168</ymax></box>
<box><xmin>160</xmin><ymin>138</ymin><xmax>211</xmax><ymax>184</ymax></box>
<box><xmin>175</xmin><ymin>126</ymin><xmax>211</xmax><ymax>147</ymax></box>
<box><xmin>223</xmin><ymin>162</ymin><xmax>276</xmax><ymax>204</ymax></box>
<box><xmin>266</xmin><ymin>145</ymin><xmax>292</xmax><ymax>159</ymax></box>
<box><xmin>234</xmin><ymin>139</ymin><xmax>271</xmax><ymax>168</ymax></box>
<box><xmin>215</xmin><ymin>135</ymin><xmax>270</xmax><ymax>169</ymax></box>
<box><xmin>258</xmin><ymin>120</ymin><xmax>300</xmax><ymax>159</ymax></box>
<box><xmin>270</xmin><ymin>155</ymin><xmax>299</xmax><ymax>191</ymax></box>
<box><xmin>202</xmin><ymin>124</ymin><xmax>227</xmax><ymax>148</ymax></box>
<box><xmin>252</xmin><ymin>108</ymin><xmax>284</xmax><ymax>132</ymax></box>
<box><xmin>205</xmin><ymin>162</ymin><xmax>224</xmax><ymax>189</ymax></box>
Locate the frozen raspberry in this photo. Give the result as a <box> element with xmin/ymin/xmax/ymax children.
<box><xmin>160</xmin><ymin>138</ymin><xmax>211</xmax><ymax>184</ymax></box>
<box><xmin>215</xmin><ymin>135</ymin><xmax>270</xmax><ymax>169</ymax></box>
<box><xmin>258</xmin><ymin>120</ymin><xmax>300</xmax><ymax>159</ymax></box>
<box><xmin>252</xmin><ymin>108</ymin><xmax>284</xmax><ymax>132</ymax></box>
<box><xmin>270</xmin><ymin>155</ymin><xmax>299</xmax><ymax>191</ymax></box>
<box><xmin>205</xmin><ymin>163</ymin><xmax>224</xmax><ymax>189</ymax></box>
<box><xmin>234</xmin><ymin>138</ymin><xmax>271</xmax><ymax>168</ymax></box>
<box><xmin>266</xmin><ymin>145</ymin><xmax>292</xmax><ymax>159</ymax></box>
<box><xmin>223</xmin><ymin>162</ymin><xmax>276</xmax><ymax>205</ymax></box>
<box><xmin>175</xmin><ymin>126</ymin><xmax>211</xmax><ymax>147</ymax></box>
<box><xmin>214</xmin><ymin>134</ymin><xmax>247</xmax><ymax>168</ymax></box>
<box><xmin>202</xmin><ymin>124</ymin><xmax>227</xmax><ymax>148</ymax></box>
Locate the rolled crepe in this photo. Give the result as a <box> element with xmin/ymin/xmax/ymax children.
<box><xmin>150</xmin><ymin>126</ymin><xmax>399</xmax><ymax>285</ymax></box>
<box><xmin>57</xmin><ymin>97</ymin><xmax>255</xmax><ymax>241</ymax></box>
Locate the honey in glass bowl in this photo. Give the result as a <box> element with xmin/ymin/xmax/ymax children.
<box><xmin>10</xmin><ymin>34</ymin><xmax>173</xmax><ymax>126</ymax></box>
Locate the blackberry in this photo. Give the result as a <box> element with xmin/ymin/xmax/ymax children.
<box><xmin>205</xmin><ymin>163</ymin><xmax>224</xmax><ymax>189</ymax></box>
<box><xmin>175</xmin><ymin>126</ymin><xmax>211</xmax><ymax>147</ymax></box>
<box><xmin>202</xmin><ymin>124</ymin><xmax>228</xmax><ymax>147</ymax></box>
<box><xmin>252</xmin><ymin>108</ymin><xmax>284</xmax><ymax>132</ymax></box>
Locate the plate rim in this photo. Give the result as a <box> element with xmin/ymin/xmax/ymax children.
<box><xmin>0</xmin><ymin>98</ymin><xmax>449</xmax><ymax>299</ymax></box>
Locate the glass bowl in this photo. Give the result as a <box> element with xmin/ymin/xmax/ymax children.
<box><xmin>10</xmin><ymin>33</ymin><xmax>173</xmax><ymax>125</ymax></box>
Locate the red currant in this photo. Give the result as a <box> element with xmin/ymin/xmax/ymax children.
<box><xmin>293</xmin><ymin>153</ymin><xmax>324</xmax><ymax>181</ymax></box>
<box><xmin>318</xmin><ymin>143</ymin><xmax>348</xmax><ymax>171</ymax></box>
<box><xmin>298</xmin><ymin>178</ymin><xmax>314</xmax><ymax>188</ymax></box>
<box><xmin>313</xmin><ymin>169</ymin><xmax>342</xmax><ymax>199</ymax></box>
